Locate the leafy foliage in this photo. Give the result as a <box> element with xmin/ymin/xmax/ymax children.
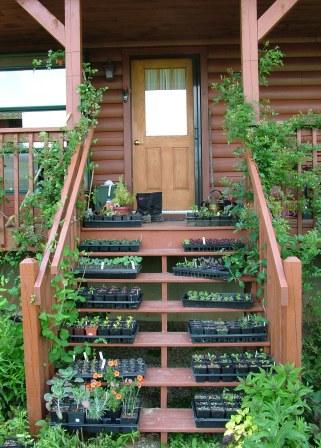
<box><xmin>0</xmin><ymin>277</ymin><xmax>25</xmax><ymax>419</ymax></box>
<box><xmin>224</xmin><ymin>365</ymin><xmax>312</xmax><ymax>447</ymax></box>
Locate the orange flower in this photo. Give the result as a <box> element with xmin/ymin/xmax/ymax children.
<box><xmin>116</xmin><ymin>393</ymin><xmax>122</xmax><ymax>400</ymax></box>
<box><xmin>137</xmin><ymin>375</ymin><xmax>144</xmax><ymax>383</ymax></box>
<box><xmin>108</xmin><ymin>360</ymin><xmax>114</xmax><ymax>367</ymax></box>
<box><xmin>95</xmin><ymin>381</ymin><xmax>102</xmax><ymax>388</ymax></box>
<box><xmin>114</xmin><ymin>370</ymin><xmax>120</xmax><ymax>377</ymax></box>
<box><xmin>114</xmin><ymin>360</ymin><xmax>118</xmax><ymax>367</ymax></box>
<box><xmin>93</xmin><ymin>372</ymin><xmax>103</xmax><ymax>379</ymax></box>
<box><xmin>86</xmin><ymin>384</ymin><xmax>91</xmax><ymax>391</ymax></box>
<box><xmin>112</xmin><ymin>390</ymin><xmax>117</xmax><ymax>395</ymax></box>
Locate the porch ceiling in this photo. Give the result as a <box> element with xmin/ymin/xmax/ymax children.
<box><xmin>0</xmin><ymin>0</ymin><xmax>320</xmax><ymax>54</ymax></box>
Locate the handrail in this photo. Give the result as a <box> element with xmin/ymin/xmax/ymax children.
<box><xmin>246</xmin><ymin>152</ymin><xmax>302</xmax><ymax>366</ymax></box>
<box><xmin>51</xmin><ymin>129</ymin><xmax>94</xmax><ymax>275</ymax></box>
<box><xmin>34</xmin><ymin>128</ymin><xmax>94</xmax><ymax>303</ymax></box>
<box><xmin>0</xmin><ymin>127</ymin><xmax>62</xmax><ymax>134</ymax></box>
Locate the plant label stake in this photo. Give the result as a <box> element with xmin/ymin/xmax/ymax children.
<box><xmin>99</xmin><ymin>351</ymin><xmax>104</xmax><ymax>361</ymax></box>
<box><xmin>101</xmin><ymin>359</ymin><xmax>106</xmax><ymax>370</ymax></box>
<box><xmin>131</xmin><ymin>261</ymin><xmax>136</xmax><ymax>269</ymax></box>
<box><xmin>83</xmin><ymin>352</ymin><xmax>88</xmax><ymax>361</ymax></box>
<box><xmin>202</xmin><ymin>237</ymin><xmax>206</xmax><ymax>245</ymax></box>
<box><xmin>101</xmin><ymin>261</ymin><xmax>105</xmax><ymax>270</ymax></box>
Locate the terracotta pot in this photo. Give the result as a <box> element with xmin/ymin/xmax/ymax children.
<box><xmin>113</xmin><ymin>206</ymin><xmax>132</xmax><ymax>216</ymax></box>
<box><xmin>85</xmin><ymin>326</ymin><xmax>98</xmax><ymax>336</ymax></box>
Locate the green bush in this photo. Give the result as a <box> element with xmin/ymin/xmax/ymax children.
<box><xmin>224</xmin><ymin>365</ymin><xmax>312</xmax><ymax>447</ymax></box>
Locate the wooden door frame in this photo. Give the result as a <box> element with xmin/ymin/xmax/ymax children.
<box><xmin>122</xmin><ymin>46</ymin><xmax>210</xmax><ymax>203</ymax></box>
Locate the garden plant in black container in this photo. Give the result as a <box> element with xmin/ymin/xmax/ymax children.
<box><xmin>188</xmin><ymin>315</ymin><xmax>268</xmax><ymax>343</ymax></box>
<box><xmin>192</xmin><ymin>351</ymin><xmax>274</xmax><ymax>382</ymax></box>
<box><xmin>183</xmin><ymin>238</ymin><xmax>244</xmax><ymax>252</ymax></box>
<box><xmin>172</xmin><ymin>257</ymin><xmax>229</xmax><ymax>279</ymax></box>
<box><xmin>182</xmin><ymin>290</ymin><xmax>253</xmax><ymax>309</ymax></box>
<box><xmin>74</xmin><ymin>256</ymin><xmax>143</xmax><ymax>279</ymax></box>
<box><xmin>79</xmin><ymin>239</ymin><xmax>141</xmax><ymax>253</ymax></box>
<box><xmin>78</xmin><ymin>286</ymin><xmax>143</xmax><ymax>309</ymax></box>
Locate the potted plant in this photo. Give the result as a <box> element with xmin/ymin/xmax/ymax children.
<box><xmin>112</xmin><ymin>176</ymin><xmax>134</xmax><ymax>215</ymax></box>
<box><xmin>68</xmin><ymin>384</ymin><xmax>89</xmax><ymax>425</ymax></box>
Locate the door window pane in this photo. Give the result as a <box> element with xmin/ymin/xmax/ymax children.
<box><xmin>145</xmin><ymin>68</ymin><xmax>187</xmax><ymax>136</ymax></box>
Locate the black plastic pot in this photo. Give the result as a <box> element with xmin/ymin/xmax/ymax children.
<box><xmin>83</xmin><ymin>215</ymin><xmax>142</xmax><ymax>228</ymax></box>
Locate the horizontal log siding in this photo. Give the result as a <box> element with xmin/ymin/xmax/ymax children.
<box><xmin>87</xmin><ymin>49</ymin><xmax>124</xmax><ymax>186</ymax></box>
<box><xmin>208</xmin><ymin>42</ymin><xmax>321</xmax><ymax>188</ymax></box>
<box><xmin>88</xmin><ymin>42</ymin><xmax>321</xmax><ymax>190</ymax></box>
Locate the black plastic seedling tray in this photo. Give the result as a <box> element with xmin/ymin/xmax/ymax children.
<box><xmin>79</xmin><ymin>240</ymin><xmax>141</xmax><ymax>253</ymax></box>
<box><xmin>83</xmin><ymin>215</ymin><xmax>142</xmax><ymax>228</ymax></box>
<box><xmin>186</xmin><ymin>214</ymin><xmax>237</xmax><ymax>227</ymax></box>
<box><xmin>51</xmin><ymin>408</ymin><xmax>140</xmax><ymax>433</ymax></box>
<box><xmin>188</xmin><ymin>322</ymin><xmax>267</xmax><ymax>343</ymax></box>
<box><xmin>70</xmin><ymin>325</ymin><xmax>138</xmax><ymax>344</ymax></box>
<box><xmin>74</xmin><ymin>265</ymin><xmax>142</xmax><ymax>279</ymax></box>
<box><xmin>182</xmin><ymin>293</ymin><xmax>253</xmax><ymax>309</ymax></box>
<box><xmin>172</xmin><ymin>266</ymin><xmax>229</xmax><ymax>279</ymax></box>
<box><xmin>192</xmin><ymin>401</ymin><xmax>228</xmax><ymax>428</ymax></box>
<box><xmin>183</xmin><ymin>241</ymin><xmax>244</xmax><ymax>252</ymax></box>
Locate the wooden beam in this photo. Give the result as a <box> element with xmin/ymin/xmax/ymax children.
<box><xmin>65</xmin><ymin>0</ymin><xmax>82</xmax><ymax>127</ymax></box>
<box><xmin>14</xmin><ymin>0</ymin><xmax>65</xmax><ymax>47</ymax></box>
<box><xmin>258</xmin><ymin>0</ymin><xmax>301</xmax><ymax>41</ymax></box>
<box><xmin>240</xmin><ymin>0</ymin><xmax>259</xmax><ymax>112</ymax></box>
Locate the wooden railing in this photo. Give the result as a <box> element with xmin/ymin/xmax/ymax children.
<box><xmin>0</xmin><ymin>128</ymin><xmax>65</xmax><ymax>249</ymax></box>
<box><xmin>246</xmin><ymin>153</ymin><xmax>302</xmax><ymax>367</ymax></box>
<box><xmin>19</xmin><ymin>128</ymin><xmax>94</xmax><ymax>433</ymax></box>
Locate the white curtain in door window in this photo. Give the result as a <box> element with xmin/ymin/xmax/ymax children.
<box><xmin>145</xmin><ymin>68</ymin><xmax>187</xmax><ymax>136</ymax></box>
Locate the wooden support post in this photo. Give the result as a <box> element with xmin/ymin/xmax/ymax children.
<box><xmin>20</xmin><ymin>258</ymin><xmax>46</xmax><ymax>434</ymax></box>
<box><xmin>258</xmin><ymin>0</ymin><xmax>301</xmax><ymax>42</ymax></box>
<box><xmin>240</xmin><ymin>0</ymin><xmax>259</xmax><ymax>114</ymax></box>
<box><xmin>283</xmin><ymin>257</ymin><xmax>302</xmax><ymax>367</ymax></box>
<box><xmin>65</xmin><ymin>0</ymin><xmax>82</xmax><ymax>128</ymax></box>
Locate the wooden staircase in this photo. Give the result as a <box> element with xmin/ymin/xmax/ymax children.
<box><xmin>76</xmin><ymin>222</ymin><xmax>267</xmax><ymax>443</ymax></box>
<box><xmin>19</xmin><ymin>130</ymin><xmax>302</xmax><ymax>445</ymax></box>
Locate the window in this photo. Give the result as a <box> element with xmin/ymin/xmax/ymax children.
<box><xmin>0</xmin><ymin>68</ymin><xmax>66</xmax><ymax>128</ymax></box>
<box><xmin>144</xmin><ymin>68</ymin><xmax>187</xmax><ymax>136</ymax></box>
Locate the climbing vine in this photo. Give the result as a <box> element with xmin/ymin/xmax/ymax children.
<box><xmin>213</xmin><ymin>44</ymin><xmax>321</xmax><ymax>387</ymax></box>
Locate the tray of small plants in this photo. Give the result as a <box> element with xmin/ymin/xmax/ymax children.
<box><xmin>188</xmin><ymin>315</ymin><xmax>268</xmax><ymax>343</ymax></box>
<box><xmin>46</xmin><ymin>365</ymin><xmax>143</xmax><ymax>432</ymax></box>
<box><xmin>182</xmin><ymin>290</ymin><xmax>253</xmax><ymax>309</ymax></box>
<box><xmin>192</xmin><ymin>350</ymin><xmax>274</xmax><ymax>382</ymax></box>
<box><xmin>172</xmin><ymin>257</ymin><xmax>229</xmax><ymax>279</ymax></box>
<box><xmin>73</xmin><ymin>355</ymin><xmax>146</xmax><ymax>380</ymax></box>
<box><xmin>182</xmin><ymin>238</ymin><xmax>244</xmax><ymax>252</ymax></box>
<box><xmin>83</xmin><ymin>213</ymin><xmax>142</xmax><ymax>228</ymax></box>
<box><xmin>78</xmin><ymin>286</ymin><xmax>143</xmax><ymax>309</ymax></box>
<box><xmin>192</xmin><ymin>390</ymin><xmax>242</xmax><ymax>428</ymax></box>
<box><xmin>74</xmin><ymin>256</ymin><xmax>143</xmax><ymax>279</ymax></box>
<box><xmin>79</xmin><ymin>239</ymin><xmax>141</xmax><ymax>253</ymax></box>
<box><xmin>67</xmin><ymin>315</ymin><xmax>138</xmax><ymax>344</ymax></box>
<box><xmin>186</xmin><ymin>205</ymin><xmax>238</xmax><ymax>227</ymax></box>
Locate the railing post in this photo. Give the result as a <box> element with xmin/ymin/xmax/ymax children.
<box><xmin>282</xmin><ymin>256</ymin><xmax>302</xmax><ymax>367</ymax></box>
<box><xmin>20</xmin><ymin>258</ymin><xmax>46</xmax><ymax>434</ymax></box>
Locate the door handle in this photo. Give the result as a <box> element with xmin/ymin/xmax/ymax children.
<box><xmin>134</xmin><ymin>139</ymin><xmax>144</xmax><ymax>146</ymax></box>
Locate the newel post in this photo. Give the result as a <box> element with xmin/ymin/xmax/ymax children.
<box><xmin>282</xmin><ymin>256</ymin><xmax>302</xmax><ymax>367</ymax></box>
<box><xmin>20</xmin><ymin>258</ymin><xmax>45</xmax><ymax>434</ymax></box>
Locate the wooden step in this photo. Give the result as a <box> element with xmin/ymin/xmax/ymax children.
<box><xmin>144</xmin><ymin>368</ymin><xmax>239</xmax><ymax>387</ymax></box>
<box><xmin>68</xmin><ymin>331</ymin><xmax>270</xmax><ymax>348</ymax></box>
<box><xmin>79</xmin><ymin>272</ymin><xmax>255</xmax><ymax>283</ymax></box>
<box><xmin>139</xmin><ymin>408</ymin><xmax>225</xmax><ymax>433</ymax></box>
<box><xmin>82</xmin><ymin>249</ymin><xmax>235</xmax><ymax>257</ymax></box>
<box><xmin>78</xmin><ymin>300</ymin><xmax>263</xmax><ymax>314</ymax></box>
<box><xmin>81</xmin><ymin>221</ymin><xmax>246</xmax><ymax>249</ymax></box>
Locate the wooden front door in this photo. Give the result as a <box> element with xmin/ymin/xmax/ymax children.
<box><xmin>131</xmin><ymin>59</ymin><xmax>195</xmax><ymax>210</ymax></box>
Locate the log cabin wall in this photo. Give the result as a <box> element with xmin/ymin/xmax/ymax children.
<box><xmin>88</xmin><ymin>41</ymin><xmax>321</xmax><ymax>192</ymax></box>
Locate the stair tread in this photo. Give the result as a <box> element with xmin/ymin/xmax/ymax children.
<box><xmin>144</xmin><ymin>367</ymin><xmax>239</xmax><ymax>387</ymax></box>
<box><xmin>68</xmin><ymin>331</ymin><xmax>270</xmax><ymax>348</ymax></box>
<box><xmin>82</xmin><ymin>221</ymin><xmax>236</xmax><ymax>232</ymax></box>
<box><xmin>139</xmin><ymin>408</ymin><xmax>225</xmax><ymax>433</ymax></box>
<box><xmin>78</xmin><ymin>272</ymin><xmax>255</xmax><ymax>283</ymax></box>
<box><xmin>82</xmin><ymin>249</ymin><xmax>235</xmax><ymax>256</ymax></box>
<box><xmin>78</xmin><ymin>300</ymin><xmax>263</xmax><ymax>313</ymax></box>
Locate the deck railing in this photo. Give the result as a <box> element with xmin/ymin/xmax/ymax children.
<box><xmin>0</xmin><ymin>127</ymin><xmax>65</xmax><ymax>249</ymax></box>
<box><xmin>246</xmin><ymin>152</ymin><xmax>302</xmax><ymax>366</ymax></box>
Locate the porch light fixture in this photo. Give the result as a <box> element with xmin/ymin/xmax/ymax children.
<box><xmin>104</xmin><ymin>60</ymin><xmax>115</xmax><ymax>80</ymax></box>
